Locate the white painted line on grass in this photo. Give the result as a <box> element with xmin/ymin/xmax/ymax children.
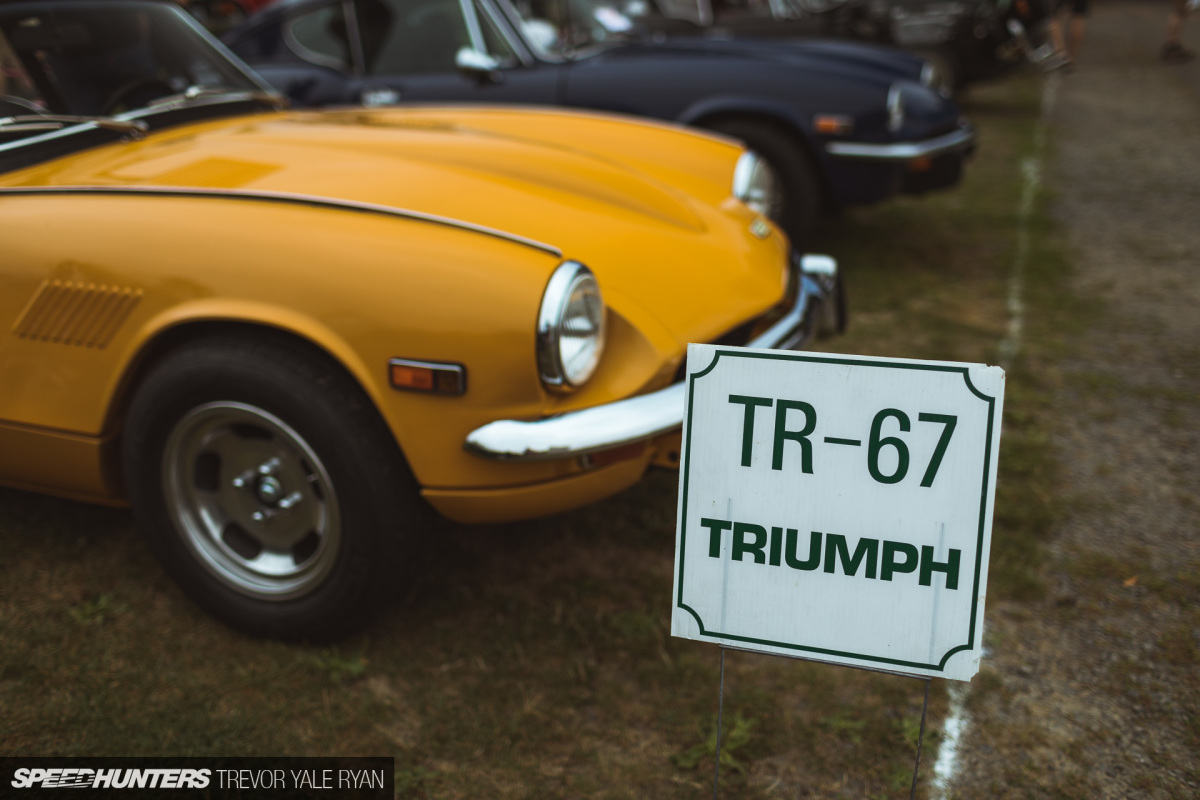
<box><xmin>997</xmin><ymin>157</ymin><xmax>1041</xmax><ymax>368</ymax></box>
<box><xmin>998</xmin><ymin>74</ymin><xmax>1057</xmax><ymax>369</ymax></box>
<box><xmin>930</xmin><ymin>73</ymin><xmax>1059</xmax><ymax>797</ymax></box>
<box><xmin>930</xmin><ymin>680</ymin><xmax>970</xmax><ymax>796</ymax></box>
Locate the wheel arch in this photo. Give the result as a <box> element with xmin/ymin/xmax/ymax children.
<box><xmin>684</xmin><ymin>106</ymin><xmax>835</xmax><ymax>212</ymax></box>
<box><xmin>103</xmin><ymin>312</ymin><xmax>403</xmax><ymax>497</ymax></box>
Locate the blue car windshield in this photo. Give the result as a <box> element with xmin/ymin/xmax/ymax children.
<box><xmin>0</xmin><ymin>3</ymin><xmax>263</xmax><ymax>117</ymax></box>
<box><xmin>509</xmin><ymin>0</ymin><xmax>638</xmax><ymax>58</ymax></box>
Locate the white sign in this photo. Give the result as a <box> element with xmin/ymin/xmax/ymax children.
<box><xmin>671</xmin><ymin>345</ymin><xmax>1005</xmax><ymax>681</ymax></box>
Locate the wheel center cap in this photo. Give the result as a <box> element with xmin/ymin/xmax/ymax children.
<box><xmin>256</xmin><ymin>475</ymin><xmax>283</xmax><ymax>506</ymax></box>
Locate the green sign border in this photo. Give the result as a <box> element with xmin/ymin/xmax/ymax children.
<box><xmin>676</xmin><ymin>348</ymin><xmax>999</xmax><ymax>673</ymax></box>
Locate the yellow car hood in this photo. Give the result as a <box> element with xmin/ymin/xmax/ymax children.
<box><xmin>4</xmin><ymin>105</ymin><xmax>785</xmax><ymax>344</ymax></box>
<box><xmin>15</xmin><ymin>105</ymin><xmax>742</xmax><ymax>231</ymax></box>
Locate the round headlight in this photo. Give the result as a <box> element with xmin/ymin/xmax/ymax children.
<box><xmin>537</xmin><ymin>261</ymin><xmax>606</xmax><ymax>390</ymax></box>
<box><xmin>733</xmin><ymin>150</ymin><xmax>783</xmax><ymax>219</ymax></box>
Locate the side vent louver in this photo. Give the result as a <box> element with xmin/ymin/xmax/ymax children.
<box><xmin>13</xmin><ymin>280</ymin><xmax>143</xmax><ymax>348</ymax></box>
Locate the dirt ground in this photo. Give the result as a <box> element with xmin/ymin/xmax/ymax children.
<box><xmin>944</xmin><ymin>2</ymin><xmax>1200</xmax><ymax>798</ymax></box>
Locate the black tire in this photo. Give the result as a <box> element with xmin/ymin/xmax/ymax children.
<box><xmin>705</xmin><ymin>118</ymin><xmax>822</xmax><ymax>249</ymax></box>
<box><xmin>122</xmin><ymin>333</ymin><xmax>423</xmax><ymax>641</ymax></box>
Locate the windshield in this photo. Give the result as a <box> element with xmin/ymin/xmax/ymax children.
<box><xmin>509</xmin><ymin>0</ymin><xmax>638</xmax><ymax>58</ymax></box>
<box><xmin>0</xmin><ymin>2</ymin><xmax>265</xmax><ymax>118</ymax></box>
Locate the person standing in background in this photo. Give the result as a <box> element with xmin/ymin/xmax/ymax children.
<box><xmin>1044</xmin><ymin>0</ymin><xmax>1089</xmax><ymax>72</ymax></box>
<box><xmin>1162</xmin><ymin>0</ymin><xmax>1195</xmax><ymax>63</ymax></box>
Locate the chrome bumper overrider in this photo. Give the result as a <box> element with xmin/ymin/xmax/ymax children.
<box><xmin>825</xmin><ymin>126</ymin><xmax>976</xmax><ymax>161</ymax></box>
<box><xmin>463</xmin><ymin>254</ymin><xmax>837</xmax><ymax>462</ymax></box>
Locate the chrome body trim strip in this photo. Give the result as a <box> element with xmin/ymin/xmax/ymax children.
<box><xmin>0</xmin><ymin>186</ymin><xmax>563</xmax><ymax>257</ymax></box>
<box><xmin>463</xmin><ymin>255</ymin><xmax>835</xmax><ymax>462</ymax></box>
<box><xmin>825</xmin><ymin>126</ymin><xmax>976</xmax><ymax>161</ymax></box>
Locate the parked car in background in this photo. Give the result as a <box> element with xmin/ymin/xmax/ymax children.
<box><xmin>184</xmin><ymin>0</ymin><xmax>279</xmax><ymax>34</ymax></box>
<box><xmin>0</xmin><ymin>0</ymin><xmax>839</xmax><ymax>639</ymax></box>
<box><xmin>627</xmin><ymin>0</ymin><xmax>1052</xmax><ymax>94</ymax></box>
<box><xmin>225</xmin><ymin>0</ymin><xmax>976</xmax><ymax>247</ymax></box>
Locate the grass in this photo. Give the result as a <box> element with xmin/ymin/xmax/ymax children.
<box><xmin>0</xmin><ymin>73</ymin><xmax>1065</xmax><ymax>798</ymax></box>
<box><xmin>816</xmin><ymin>74</ymin><xmax>1072</xmax><ymax>609</ymax></box>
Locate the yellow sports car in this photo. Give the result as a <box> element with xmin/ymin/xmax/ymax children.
<box><xmin>0</xmin><ymin>0</ymin><xmax>837</xmax><ymax>639</ymax></box>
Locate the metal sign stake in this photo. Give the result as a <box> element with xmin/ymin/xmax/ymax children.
<box><xmin>713</xmin><ymin>646</ymin><xmax>725</xmax><ymax>800</ymax></box>
<box><xmin>909</xmin><ymin>678</ymin><xmax>931</xmax><ymax>800</ymax></box>
<box><xmin>711</xmin><ymin>648</ymin><xmax>935</xmax><ymax>798</ymax></box>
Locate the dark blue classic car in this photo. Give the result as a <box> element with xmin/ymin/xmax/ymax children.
<box><xmin>226</xmin><ymin>0</ymin><xmax>976</xmax><ymax>245</ymax></box>
<box><xmin>627</xmin><ymin>0</ymin><xmax>1051</xmax><ymax>95</ymax></box>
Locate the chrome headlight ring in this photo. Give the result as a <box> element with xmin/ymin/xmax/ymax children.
<box><xmin>536</xmin><ymin>261</ymin><xmax>606</xmax><ymax>391</ymax></box>
<box><xmin>920</xmin><ymin>60</ymin><xmax>938</xmax><ymax>89</ymax></box>
<box><xmin>887</xmin><ymin>83</ymin><xmax>906</xmax><ymax>133</ymax></box>
<box><xmin>733</xmin><ymin>150</ymin><xmax>784</xmax><ymax>219</ymax></box>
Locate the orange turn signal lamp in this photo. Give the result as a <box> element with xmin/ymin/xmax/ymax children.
<box><xmin>813</xmin><ymin>114</ymin><xmax>854</xmax><ymax>136</ymax></box>
<box><xmin>389</xmin><ymin>358</ymin><xmax>466</xmax><ymax>395</ymax></box>
<box><xmin>908</xmin><ymin>156</ymin><xmax>933</xmax><ymax>173</ymax></box>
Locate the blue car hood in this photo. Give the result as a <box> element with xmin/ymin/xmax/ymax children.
<box><xmin>587</xmin><ymin>36</ymin><xmax>926</xmax><ymax>85</ymax></box>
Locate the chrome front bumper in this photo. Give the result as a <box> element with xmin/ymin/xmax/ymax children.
<box><xmin>825</xmin><ymin>125</ymin><xmax>976</xmax><ymax>162</ymax></box>
<box><xmin>464</xmin><ymin>254</ymin><xmax>837</xmax><ymax>463</ymax></box>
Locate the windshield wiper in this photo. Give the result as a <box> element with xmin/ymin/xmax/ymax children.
<box><xmin>146</xmin><ymin>86</ymin><xmax>287</xmax><ymax>110</ymax></box>
<box><xmin>0</xmin><ymin>115</ymin><xmax>148</xmax><ymax>136</ymax></box>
